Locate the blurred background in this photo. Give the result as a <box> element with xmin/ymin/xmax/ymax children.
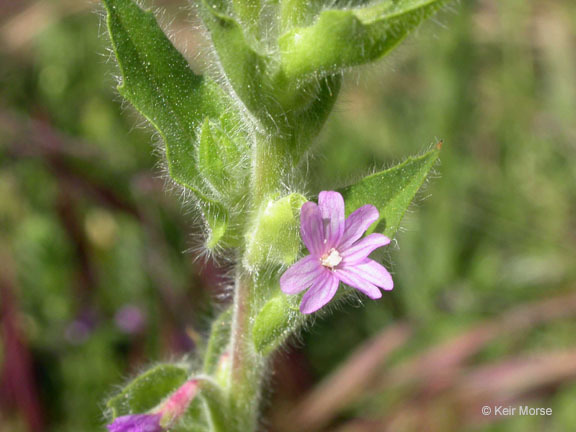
<box><xmin>1</xmin><ymin>0</ymin><xmax>575</xmax><ymax>431</ymax></box>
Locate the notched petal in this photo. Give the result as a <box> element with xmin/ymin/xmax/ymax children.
<box><xmin>341</xmin><ymin>233</ymin><xmax>390</xmax><ymax>264</ymax></box>
<box><xmin>354</xmin><ymin>259</ymin><xmax>394</xmax><ymax>291</ymax></box>
<box><xmin>318</xmin><ymin>191</ymin><xmax>345</xmax><ymax>248</ymax></box>
<box><xmin>338</xmin><ymin>204</ymin><xmax>379</xmax><ymax>250</ymax></box>
<box><xmin>335</xmin><ymin>267</ymin><xmax>382</xmax><ymax>299</ymax></box>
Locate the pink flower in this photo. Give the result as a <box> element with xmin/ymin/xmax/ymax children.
<box><xmin>280</xmin><ymin>191</ymin><xmax>393</xmax><ymax>314</ymax></box>
<box><xmin>159</xmin><ymin>379</ymin><xmax>198</xmax><ymax>423</ymax></box>
<box><xmin>107</xmin><ymin>380</ymin><xmax>198</xmax><ymax>432</ymax></box>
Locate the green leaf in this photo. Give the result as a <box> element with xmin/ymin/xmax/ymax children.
<box><xmin>252</xmin><ymin>293</ymin><xmax>302</xmax><ymax>354</ymax></box>
<box><xmin>103</xmin><ymin>0</ymin><xmax>233</xmax><ymax>247</ymax></box>
<box><xmin>202</xmin><ymin>201</ymin><xmax>231</xmax><ymax>250</ymax></box>
<box><xmin>104</xmin><ymin>0</ymin><xmax>218</xmax><ymax>190</ymax></box>
<box><xmin>244</xmin><ymin>193</ymin><xmax>308</xmax><ymax>267</ymax></box>
<box><xmin>200</xmin><ymin>0</ymin><xmax>337</xmax><ymax>128</ymax></box>
<box><xmin>197</xmin><ymin>119</ymin><xmax>248</xmax><ymax>198</ymax></box>
<box><xmin>279</xmin><ymin>0</ymin><xmax>450</xmax><ymax>80</ymax></box>
<box><xmin>289</xmin><ymin>75</ymin><xmax>342</xmax><ymax>161</ymax></box>
<box><xmin>107</xmin><ymin>364</ymin><xmax>188</xmax><ymax>418</ymax></box>
<box><xmin>341</xmin><ymin>147</ymin><xmax>440</xmax><ymax>238</ymax></box>
<box><xmin>195</xmin><ymin>118</ymin><xmax>249</xmax><ymax>249</ymax></box>
<box><xmin>200</xmin><ymin>1</ymin><xmax>271</xmax><ymax>120</ymax></box>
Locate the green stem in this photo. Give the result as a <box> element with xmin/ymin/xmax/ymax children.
<box><xmin>227</xmin><ymin>132</ymin><xmax>288</xmax><ymax>431</ymax></box>
<box><xmin>229</xmin><ymin>269</ymin><xmax>252</xmax><ymax>386</ymax></box>
<box><xmin>228</xmin><ymin>269</ymin><xmax>262</xmax><ymax>431</ymax></box>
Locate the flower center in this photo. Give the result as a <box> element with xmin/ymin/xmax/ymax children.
<box><xmin>321</xmin><ymin>248</ymin><xmax>342</xmax><ymax>269</ymax></box>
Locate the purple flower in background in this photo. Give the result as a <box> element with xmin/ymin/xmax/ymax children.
<box><xmin>107</xmin><ymin>413</ymin><xmax>162</xmax><ymax>432</ymax></box>
<box><xmin>115</xmin><ymin>305</ymin><xmax>146</xmax><ymax>334</ymax></box>
<box><xmin>281</xmin><ymin>191</ymin><xmax>393</xmax><ymax>314</ymax></box>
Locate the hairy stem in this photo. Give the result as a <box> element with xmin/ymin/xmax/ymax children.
<box><xmin>227</xmin><ymin>132</ymin><xmax>289</xmax><ymax>430</ymax></box>
<box><xmin>230</xmin><ymin>269</ymin><xmax>252</xmax><ymax>387</ymax></box>
<box><xmin>229</xmin><ymin>269</ymin><xmax>267</xmax><ymax>431</ymax></box>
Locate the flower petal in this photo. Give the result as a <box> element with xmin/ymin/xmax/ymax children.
<box><xmin>280</xmin><ymin>255</ymin><xmax>324</xmax><ymax>294</ymax></box>
<box><xmin>318</xmin><ymin>191</ymin><xmax>345</xmax><ymax>248</ymax></box>
<box><xmin>340</xmin><ymin>233</ymin><xmax>390</xmax><ymax>264</ymax></box>
<box><xmin>299</xmin><ymin>271</ymin><xmax>339</xmax><ymax>314</ymax></box>
<box><xmin>353</xmin><ymin>259</ymin><xmax>394</xmax><ymax>291</ymax></box>
<box><xmin>107</xmin><ymin>414</ymin><xmax>162</xmax><ymax>432</ymax></box>
<box><xmin>334</xmin><ymin>267</ymin><xmax>382</xmax><ymax>299</ymax></box>
<box><xmin>338</xmin><ymin>258</ymin><xmax>393</xmax><ymax>293</ymax></box>
<box><xmin>300</xmin><ymin>201</ymin><xmax>325</xmax><ymax>256</ymax></box>
<box><xmin>338</xmin><ymin>204</ymin><xmax>379</xmax><ymax>250</ymax></box>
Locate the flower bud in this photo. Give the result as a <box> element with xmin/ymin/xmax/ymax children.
<box><xmin>107</xmin><ymin>380</ymin><xmax>199</xmax><ymax>432</ymax></box>
<box><xmin>158</xmin><ymin>379</ymin><xmax>199</xmax><ymax>427</ymax></box>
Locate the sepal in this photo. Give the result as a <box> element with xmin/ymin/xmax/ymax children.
<box><xmin>252</xmin><ymin>293</ymin><xmax>303</xmax><ymax>354</ymax></box>
<box><xmin>107</xmin><ymin>364</ymin><xmax>188</xmax><ymax>418</ymax></box>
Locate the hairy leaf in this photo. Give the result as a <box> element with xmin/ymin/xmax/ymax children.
<box><xmin>279</xmin><ymin>0</ymin><xmax>450</xmax><ymax>80</ymax></box>
<box><xmin>200</xmin><ymin>0</ymin><xmax>271</xmax><ymax>120</ymax></box>
<box><xmin>197</xmin><ymin>119</ymin><xmax>248</xmax><ymax>197</ymax></box>
<box><xmin>289</xmin><ymin>75</ymin><xmax>342</xmax><ymax>160</ymax></box>
<box><xmin>103</xmin><ymin>0</ymin><xmax>243</xmax><ymax>248</ymax></box>
<box><xmin>201</xmin><ymin>0</ymin><xmax>340</xmax><ymax>132</ymax></box>
<box><xmin>104</xmin><ymin>0</ymin><xmax>216</xmax><ymax>190</ymax></box>
<box><xmin>107</xmin><ymin>364</ymin><xmax>188</xmax><ymax>417</ymax></box>
<box><xmin>341</xmin><ymin>146</ymin><xmax>440</xmax><ymax>238</ymax></box>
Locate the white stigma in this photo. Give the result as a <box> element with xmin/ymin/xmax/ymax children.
<box><xmin>321</xmin><ymin>248</ymin><xmax>343</xmax><ymax>269</ymax></box>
